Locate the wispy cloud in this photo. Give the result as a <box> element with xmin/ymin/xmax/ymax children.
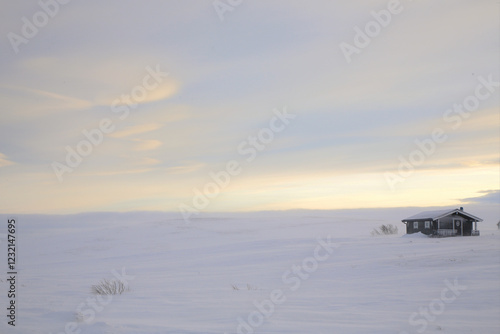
<box><xmin>3</xmin><ymin>85</ymin><xmax>92</xmax><ymax>109</ymax></box>
<box><xmin>462</xmin><ymin>190</ymin><xmax>500</xmax><ymax>205</ymax></box>
<box><xmin>110</xmin><ymin>124</ymin><xmax>163</xmax><ymax>138</ymax></box>
<box><xmin>0</xmin><ymin>153</ymin><xmax>14</xmax><ymax>167</ymax></box>
<box><xmin>132</xmin><ymin>139</ymin><xmax>163</xmax><ymax>151</ymax></box>
<box><xmin>165</xmin><ymin>162</ymin><xmax>205</xmax><ymax>174</ymax></box>
<box><xmin>0</xmin><ymin>84</ymin><xmax>93</xmax><ymax>122</ymax></box>
<box><xmin>81</xmin><ymin>168</ymin><xmax>157</xmax><ymax>177</ymax></box>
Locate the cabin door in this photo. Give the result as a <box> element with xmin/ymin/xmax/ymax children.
<box><xmin>454</xmin><ymin>219</ymin><xmax>462</xmax><ymax>236</ymax></box>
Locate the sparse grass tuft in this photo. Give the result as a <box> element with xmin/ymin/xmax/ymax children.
<box><xmin>75</xmin><ymin>311</ymin><xmax>85</xmax><ymax>323</ymax></box>
<box><xmin>91</xmin><ymin>278</ymin><xmax>129</xmax><ymax>295</ymax></box>
<box><xmin>371</xmin><ymin>224</ymin><xmax>398</xmax><ymax>236</ymax></box>
<box><xmin>231</xmin><ymin>283</ymin><xmax>259</xmax><ymax>291</ymax></box>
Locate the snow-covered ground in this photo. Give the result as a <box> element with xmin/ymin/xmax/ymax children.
<box><xmin>1</xmin><ymin>209</ymin><xmax>499</xmax><ymax>333</ymax></box>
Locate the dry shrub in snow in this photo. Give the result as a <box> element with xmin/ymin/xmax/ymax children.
<box><xmin>371</xmin><ymin>224</ymin><xmax>398</xmax><ymax>236</ymax></box>
<box><xmin>231</xmin><ymin>283</ymin><xmax>259</xmax><ymax>291</ymax></box>
<box><xmin>91</xmin><ymin>279</ymin><xmax>129</xmax><ymax>295</ymax></box>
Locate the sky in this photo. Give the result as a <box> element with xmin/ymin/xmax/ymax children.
<box><xmin>0</xmin><ymin>0</ymin><xmax>498</xmax><ymax>215</ymax></box>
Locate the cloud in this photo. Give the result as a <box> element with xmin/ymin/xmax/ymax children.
<box><xmin>109</xmin><ymin>123</ymin><xmax>163</xmax><ymax>138</ymax></box>
<box><xmin>132</xmin><ymin>139</ymin><xmax>163</xmax><ymax>151</ymax></box>
<box><xmin>81</xmin><ymin>168</ymin><xmax>157</xmax><ymax>177</ymax></box>
<box><xmin>73</xmin><ymin>157</ymin><xmax>162</xmax><ymax>177</ymax></box>
<box><xmin>10</xmin><ymin>54</ymin><xmax>180</xmax><ymax>111</ymax></box>
<box><xmin>143</xmin><ymin>81</ymin><xmax>179</xmax><ymax>104</ymax></box>
<box><xmin>98</xmin><ymin>79</ymin><xmax>180</xmax><ymax>107</ymax></box>
<box><xmin>8</xmin><ymin>85</ymin><xmax>92</xmax><ymax>109</ymax></box>
<box><xmin>0</xmin><ymin>84</ymin><xmax>93</xmax><ymax>122</ymax></box>
<box><xmin>462</xmin><ymin>190</ymin><xmax>500</xmax><ymax>205</ymax></box>
<box><xmin>165</xmin><ymin>162</ymin><xmax>205</xmax><ymax>174</ymax></box>
<box><xmin>0</xmin><ymin>153</ymin><xmax>14</xmax><ymax>167</ymax></box>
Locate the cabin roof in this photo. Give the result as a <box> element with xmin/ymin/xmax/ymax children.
<box><xmin>402</xmin><ymin>208</ymin><xmax>483</xmax><ymax>222</ymax></box>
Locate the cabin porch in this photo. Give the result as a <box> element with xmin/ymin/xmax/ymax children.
<box><xmin>435</xmin><ymin>229</ymin><xmax>480</xmax><ymax>237</ymax></box>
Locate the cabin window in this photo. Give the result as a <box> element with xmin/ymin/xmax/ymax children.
<box><xmin>425</xmin><ymin>221</ymin><xmax>430</xmax><ymax>229</ymax></box>
<box><xmin>413</xmin><ymin>221</ymin><xmax>418</xmax><ymax>229</ymax></box>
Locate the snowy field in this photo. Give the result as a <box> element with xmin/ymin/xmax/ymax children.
<box><xmin>1</xmin><ymin>209</ymin><xmax>499</xmax><ymax>334</ymax></box>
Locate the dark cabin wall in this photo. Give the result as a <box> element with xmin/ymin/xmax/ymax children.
<box><xmin>463</xmin><ymin>220</ymin><xmax>472</xmax><ymax>236</ymax></box>
<box><xmin>437</xmin><ymin>216</ymin><xmax>453</xmax><ymax>229</ymax></box>
<box><xmin>406</xmin><ymin>222</ymin><xmax>412</xmax><ymax>234</ymax></box>
<box><xmin>406</xmin><ymin>220</ymin><xmax>433</xmax><ymax>235</ymax></box>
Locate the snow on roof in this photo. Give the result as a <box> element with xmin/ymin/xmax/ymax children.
<box><xmin>402</xmin><ymin>208</ymin><xmax>483</xmax><ymax>222</ymax></box>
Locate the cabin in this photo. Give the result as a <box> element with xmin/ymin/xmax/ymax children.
<box><xmin>402</xmin><ymin>207</ymin><xmax>482</xmax><ymax>237</ymax></box>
